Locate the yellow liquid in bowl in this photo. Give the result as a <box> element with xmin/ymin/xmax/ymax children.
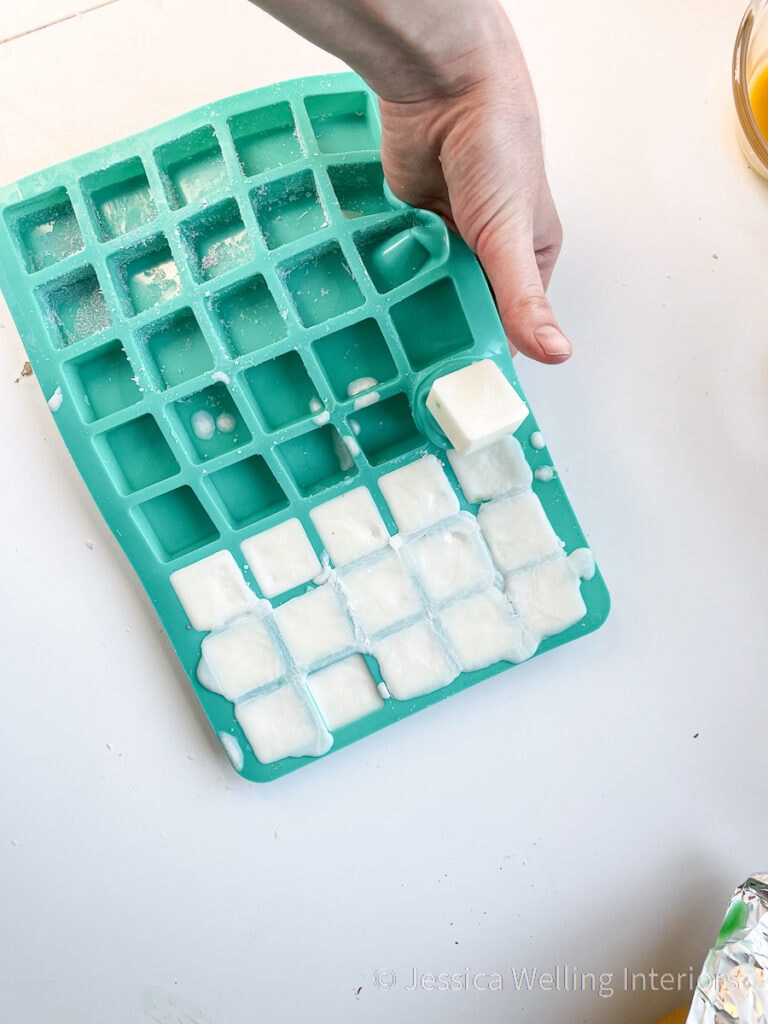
<box><xmin>749</xmin><ymin>59</ymin><xmax>768</xmax><ymax>141</ymax></box>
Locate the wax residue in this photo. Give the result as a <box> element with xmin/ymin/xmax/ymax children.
<box><xmin>529</xmin><ymin>431</ymin><xmax>545</xmax><ymax>450</ymax></box>
<box><xmin>191</xmin><ymin>409</ymin><xmax>216</xmax><ymax>440</ymax></box>
<box><xmin>48</xmin><ymin>385</ymin><xmax>63</xmax><ymax>412</ymax></box>
<box><xmin>534</xmin><ymin>466</ymin><xmax>555</xmax><ymax>482</ymax></box>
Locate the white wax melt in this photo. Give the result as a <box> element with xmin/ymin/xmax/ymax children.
<box><xmin>426</xmin><ymin>360</ymin><xmax>528</xmax><ymax>454</ymax></box>
<box><xmin>505</xmin><ymin>554</ymin><xmax>588</xmax><ymax>640</ymax></box>
<box><xmin>478</xmin><ymin>491</ymin><xmax>562</xmax><ymax>573</ymax></box>
<box><xmin>170</xmin><ymin>550</ymin><xmax>256</xmax><ymax>631</ymax></box>
<box><xmin>378</xmin><ymin>454</ymin><xmax>459</xmax><ymax>535</ymax></box>
<box><xmin>307</xmin><ymin>654</ymin><xmax>384</xmax><ymax>730</ymax></box>
<box><xmin>199</xmin><ymin>614</ymin><xmax>285</xmax><ymax>701</ymax></box>
<box><xmin>404</xmin><ymin>513</ymin><xmax>495</xmax><ymax>604</ymax></box>
<box><xmin>273</xmin><ymin>583</ymin><xmax>355</xmax><ymax>667</ymax></box>
<box><xmin>373</xmin><ymin>620</ymin><xmax>457</xmax><ymax>700</ymax></box>
<box><xmin>310</xmin><ymin>487</ymin><xmax>389</xmax><ymax>566</ymax></box>
<box><xmin>241</xmin><ymin>518</ymin><xmax>321</xmax><ymax>598</ymax></box>
<box><xmin>447</xmin><ymin>435</ymin><xmax>532</xmax><ymax>504</ymax></box>
<box><xmin>340</xmin><ymin>548</ymin><xmax>423</xmax><ymax>635</ymax></box>
<box><xmin>235</xmin><ymin>684</ymin><xmax>332</xmax><ymax>763</ymax></box>
<box><xmin>440</xmin><ymin>588</ymin><xmax>537</xmax><ymax>670</ymax></box>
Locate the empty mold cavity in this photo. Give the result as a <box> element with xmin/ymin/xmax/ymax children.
<box><xmin>305</xmin><ymin>91</ymin><xmax>377</xmax><ymax>153</ymax></box>
<box><xmin>179</xmin><ymin>198</ymin><xmax>252</xmax><ymax>283</ymax></box>
<box><xmin>139</xmin><ymin>307</ymin><xmax>213</xmax><ymax>388</ymax></box>
<box><xmin>352</xmin><ymin>392</ymin><xmax>422</xmax><ymax>465</ymax></box>
<box><xmin>82</xmin><ymin>157</ymin><xmax>156</xmax><ymax>241</ymax></box>
<box><xmin>136</xmin><ymin>486</ymin><xmax>219</xmax><ymax>562</ymax></box>
<box><xmin>389</xmin><ymin>278</ymin><xmax>473</xmax><ymax>370</ymax></box>
<box><xmin>109</xmin><ymin>235</ymin><xmax>181</xmax><ymax>316</ymax></box>
<box><xmin>229</xmin><ymin>101</ymin><xmax>302</xmax><ymax>176</ymax></box>
<box><xmin>251</xmin><ymin>169</ymin><xmax>327</xmax><ymax>249</ymax></box>
<box><xmin>209</xmin><ymin>274</ymin><xmax>287</xmax><ymax>357</ymax></box>
<box><xmin>208</xmin><ymin>454</ymin><xmax>288</xmax><ymax>529</ymax></box>
<box><xmin>172</xmin><ymin>382</ymin><xmax>251</xmax><ymax>462</ymax></box>
<box><xmin>98</xmin><ymin>414</ymin><xmax>179</xmax><ymax>493</ymax></box>
<box><xmin>312</xmin><ymin>319</ymin><xmax>396</xmax><ymax>401</ymax></box>
<box><xmin>154</xmin><ymin>125</ymin><xmax>227</xmax><ymax>209</ymax></box>
<box><xmin>243</xmin><ymin>351</ymin><xmax>318</xmax><ymax>431</ymax></box>
<box><xmin>327</xmin><ymin>162</ymin><xmax>391</xmax><ymax>218</ymax></box>
<box><xmin>277</xmin><ymin>424</ymin><xmax>357</xmax><ymax>496</ymax></box>
<box><xmin>38</xmin><ymin>265</ymin><xmax>110</xmax><ymax>346</ymax></box>
<box><xmin>64</xmin><ymin>339</ymin><xmax>141</xmax><ymax>422</ymax></box>
<box><xmin>280</xmin><ymin>243</ymin><xmax>363</xmax><ymax>327</ymax></box>
<box><xmin>357</xmin><ymin>218</ymin><xmax>446</xmax><ymax>292</ymax></box>
<box><xmin>5</xmin><ymin>187</ymin><xmax>84</xmax><ymax>272</ymax></box>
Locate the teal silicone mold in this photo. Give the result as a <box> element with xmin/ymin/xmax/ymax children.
<box><xmin>0</xmin><ymin>73</ymin><xmax>610</xmax><ymax>782</ymax></box>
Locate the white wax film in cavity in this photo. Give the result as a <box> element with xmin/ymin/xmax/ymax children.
<box><xmin>170</xmin><ymin>550</ymin><xmax>256</xmax><ymax>632</ymax></box>
<box><xmin>241</xmin><ymin>518</ymin><xmax>321</xmax><ymax>598</ymax></box>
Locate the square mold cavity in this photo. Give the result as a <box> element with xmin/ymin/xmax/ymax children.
<box><xmin>279</xmin><ymin>242</ymin><xmax>364</xmax><ymax>327</ymax></box>
<box><xmin>277</xmin><ymin>424</ymin><xmax>358</xmax><ymax>496</ymax></box>
<box><xmin>82</xmin><ymin>157</ymin><xmax>156</xmax><ymax>241</ymax></box>
<box><xmin>179</xmin><ymin>198</ymin><xmax>252</xmax><ymax>283</ymax></box>
<box><xmin>447</xmin><ymin>435</ymin><xmax>532</xmax><ymax>504</ymax></box>
<box><xmin>390</xmin><ymin>278</ymin><xmax>473</xmax><ymax>370</ymax></box>
<box><xmin>243</xmin><ymin>350</ymin><xmax>319</xmax><ymax>431</ymax></box>
<box><xmin>356</xmin><ymin>218</ymin><xmax>446</xmax><ymax>293</ymax></box>
<box><xmin>372</xmin><ymin>620</ymin><xmax>457</xmax><ymax>701</ymax></box>
<box><xmin>378</xmin><ymin>455</ymin><xmax>459</xmax><ymax>535</ymax></box>
<box><xmin>241</xmin><ymin>517</ymin><xmax>321</xmax><ymax>598</ymax></box>
<box><xmin>309</xmin><ymin>486</ymin><xmax>389</xmax><ymax>567</ymax></box>
<box><xmin>477</xmin><ymin>491</ymin><xmax>562</xmax><ymax>573</ymax></box>
<box><xmin>340</xmin><ymin>548</ymin><xmax>423</xmax><ymax>635</ymax></box>
<box><xmin>170</xmin><ymin>550</ymin><xmax>256</xmax><ymax>632</ymax></box>
<box><xmin>251</xmin><ymin>169</ymin><xmax>327</xmax><ymax>249</ymax></box>
<box><xmin>235</xmin><ymin>684</ymin><xmax>331</xmax><ymax>764</ymax></box>
<box><xmin>200</xmin><ymin>615</ymin><xmax>285</xmax><ymax>701</ymax></box>
<box><xmin>208</xmin><ymin>454</ymin><xmax>288</xmax><ymax>530</ymax></box>
<box><xmin>273</xmin><ymin>584</ymin><xmax>355</xmax><ymax>668</ymax></box>
<box><xmin>327</xmin><ymin>162</ymin><xmax>391</xmax><ymax>219</ymax></box>
<box><xmin>135</xmin><ymin>485</ymin><xmax>219</xmax><ymax>562</ymax></box>
<box><xmin>351</xmin><ymin>392</ymin><xmax>423</xmax><ymax>465</ymax></box>
<box><xmin>312</xmin><ymin>318</ymin><xmax>396</xmax><ymax>402</ymax></box>
<box><xmin>109</xmin><ymin>235</ymin><xmax>181</xmax><ymax>316</ymax></box>
<box><xmin>139</xmin><ymin>307</ymin><xmax>213</xmax><ymax>388</ymax></box>
<box><xmin>63</xmin><ymin>339</ymin><xmax>142</xmax><ymax>422</ymax></box>
<box><xmin>307</xmin><ymin>654</ymin><xmax>384</xmax><ymax>730</ymax></box>
<box><xmin>5</xmin><ymin>186</ymin><xmax>84</xmax><ymax>273</ymax></box>
<box><xmin>37</xmin><ymin>265</ymin><xmax>110</xmax><ymax>346</ymax></box>
<box><xmin>305</xmin><ymin>91</ymin><xmax>377</xmax><ymax>153</ymax></box>
<box><xmin>172</xmin><ymin>382</ymin><xmax>251</xmax><ymax>462</ymax></box>
<box><xmin>228</xmin><ymin>102</ymin><xmax>302</xmax><ymax>177</ymax></box>
<box><xmin>208</xmin><ymin>274</ymin><xmax>287</xmax><ymax>357</ymax></box>
<box><xmin>97</xmin><ymin>414</ymin><xmax>180</xmax><ymax>494</ymax></box>
<box><xmin>405</xmin><ymin>515</ymin><xmax>496</xmax><ymax>604</ymax></box>
<box><xmin>440</xmin><ymin>589</ymin><xmax>537</xmax><ymax>671</ymax></box>
<box><xmin>154</xmin><ymin>125</ymin><xmax>228</xmax><ymax>209</ymax></box>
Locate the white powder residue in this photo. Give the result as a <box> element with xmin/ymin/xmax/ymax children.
<box><xmin>343</xmin><ymin>434</ymin><xmax>361</xmax><ymax>457</ymax></box>
<box><xmin>534</xmin><ymin>466</ymin><xmax>555</xmax><ymax>482</ymax></box>
<box><xmin>377</xmin><ymin>681</ymin><xmax>391</xmax><ymax>700</ymax></box>
<box><xmin>48</xmin><ymin>386</ymin><xmax>63</xmax><ymax>412</ymax></box>
<box><xmin>219</xmin><ymin>731</ymin><xmax>245</xmax><ymax>772</ymax></box>
<box><xmin>211</xmin><ymin>370</ymin><xmax>230</xmax><ymax>385</ymax></box>
<box><xmin>347</xmin><ymin>376</ymin><xmax>379</xmax><ymax>397</ymax></box>
<box><xmin>353</xmin><ymin>391</ymin><xmax>380</xmax><ymax>410</ymax></box>
<box><xmin>349</xmin><ymin>417</ymin><xmax>361</xmax><ymax>435</ymax></box>
<box><xmin>191</xmin><ymin>409</ymin><xmax>216</xmax><ymax>440</ymax></box>
<box><xmin>313</xmin><ymin>410</ymin><xmax>331</xmax><ymax>426</ymax></box>
<box><xmin>309</xmin><ymin>397</ymin><xmax>323</xmax><ymax>413</ymax></box>
<box><xmin>216</xmin><ymin>413</ymin><xmax>236</xmax><ymax>433</ymax></box>
<box><xmin>568</xmin><ymin>547</ymin><xmax>596</xmax><ymax>580</ymax></box>
<box><xmin>529</xmin><ymin>431</ymin><xmax>545</xmax><ymax>450</ymax></box>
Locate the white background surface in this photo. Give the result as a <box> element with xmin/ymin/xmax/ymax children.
<box><xmin>1</xmin><ymin>1</ymin><xmax>766</xmax><ymax>1022</ymax></box>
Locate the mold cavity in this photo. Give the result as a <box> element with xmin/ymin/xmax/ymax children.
<box><xmin>154</xmin><ymin>125</ymin><xmax>228</xmax><ymax>209</ymax></box>
<box><xmin>228</xmin><ymin>102</ymin><xmax>302</xmax><ymax>176</ymax></box>
<box><xmin>5</xmin><ymin>186</ymin><xmax>84</xmax><ymax>273</ymax></box>
<box><xmin>244</xmin><ymin>351</ymin><xmax>318</xmax><ymax>431</ymax></box>
<box><xmin>277</xmin><ymin>425</ymin><xmax>358</xmax><ymax>496</ymax></box>
<box><xmin>208</xmin><ymin>274</ymin><xmax>287</xmax><ymax>357</ymax></box>
<box><xmin>304</xmin><ymin>91</ymin><xmax>377</xmax><ymax>153</ymax></box>
<box><xmin>172</xmin><ymin>382</ymin><xmax>251</xmax><ymax>462</ymax></box>
<box><xmin>37</xmin><ymin>265</ymin><xmax>110</xmax><ymax>347</ymax></box>
<box><xmin>82</xmin><ymin>157</ymin><xmax>156</xmax><ymax>240</ymax></box>
<box><xmin>327</xmin><ymin>162</ymin><xmax>391</xmax><ymax>218</ymax></box>
<box><xmin>98</xmin><ymin>414</ymin><xmax>180</xmax><ymax>493</ymax></box>
<box><xmin>135</xmin><ymin>486</ymin><xmax>219</xmax><ymax>562</ymax></box>
<box><xmin>251</xmin><ymin>169</ymin><xmax>327</xmax><ymax>249</ymax></box>
<box><xmin>140</xmin><ymin>307</ymin><xmax>213</xmax><ymax>388</ymax></box>
<box><xmin>352</xmin><ymin>392</ymin><xmax>423</xmax><ymax>465</ymax></box>
<box><xmin>109</xmin><ymin>235</ymin><xmax>181</xmax><ymax>316</ymax></box>
<box><xmin>279</xmin><ymin>243</ymin><xmax>364</xmax><ymax>327</ymax></box>
<box><xmin>208</xmin><ymin>454</ymin><xmax>288</xmax><ymax>529</ymax></box>
<box><xmin>179</xmin><ymin>198</ymin><xmax>251</xmax><ymax>282</ymax></box>
<box><xmin>389</xmin><ymin>278</ymin><xmax>474</xmax><ymax>370</ymax></box>
<box><xmin>64</xmin><ymin>340</ymin><xmax>141</xmax><ymax>422</ymax></box>
<box><xmin>312</xmin><ymin>318</ymin><xmax>396</xmax><ymax>401</ymax></box>
<box><xmin>356</xmin><ymin>216</ymin><xmax>447</xmax><ymax>292</ymax></box>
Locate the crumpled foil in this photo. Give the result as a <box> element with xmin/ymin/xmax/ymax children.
<box><xmin>688</xmin><ymin>874</ymin><xmax>768</xmax><ymax>1023</ymax></box>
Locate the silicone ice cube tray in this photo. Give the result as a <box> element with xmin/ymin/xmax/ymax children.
<box><xmin>0</xmin><ymin>73</ymin><xmax>609</xmax><ymax>782</ymax></box>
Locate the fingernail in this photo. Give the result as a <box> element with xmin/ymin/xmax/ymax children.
<box><xmin>534</xmin><ymin>325</ymin><xmax>572</xmax><ymax>358</ymax></box>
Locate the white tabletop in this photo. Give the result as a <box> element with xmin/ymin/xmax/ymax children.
<box><xmin>1</xmin><ymin>2</ymin><xmax>765</xmax><ymax>1022</ymax></box>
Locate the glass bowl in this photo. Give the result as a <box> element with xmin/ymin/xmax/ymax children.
<box><xmin>733</xmin><ymin>0</ymin><xmax>768</xmax><ymax>178</ymax></box>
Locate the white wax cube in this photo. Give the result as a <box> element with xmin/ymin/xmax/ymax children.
<box><xmin>235</xmin><ymin>684</ymin><xmax>332</xmax><ymax>763</ymax></box>
<box><xmin>340</xmin><ymin>548</ymin><xmax>423</xmax><ymax>635</ymax></box>
<box><xmin>241</xmin><ymin>518</ymin><xmax>321</xmax><ymax>598</ymax></box>
<box><xmin>447</xmin><ymin>434</ymin><xmax>532</xmax><ymax>504</ymax></box>
<box><xmin>378</xmin><ymin>454</ymin><xmax>459</xmax><ymax>535</ymax></box>
<box><xmin>505</xmin><ymin>554</ymin><xmax>587</xmax><ymax>640</ymax></box>
<box><xmin>372</xmin><ymin>620</ymin><xmax>457</xmax><ymax>700</ymax></box>
<box><xmin>309</xmin><ymin>487</ymin><xmax>389</xmax><ymax>566</ymax></box>
<box><xmin>307</xmin><ymin>654</ymin><xmax>384</xmax><ymax>730</ymax></box>
<box><xmin>170</xmin><ymin>550</ymin><xmax>256</xmax><ymax>632</ymax></box>
<box><xmin>404</xmin><ymin>514</ymin><xmax>495</xmax><ymax>604</ymax></box>
<box><xmin>199</xmin><ymin>614</ymin><xmax>285</xmax><ymax>701</ymax></box>
<box><xmin>273</xmin><ymin>583</ymin><xmax>355</xmax><ymax>667</ymax></box>
<box><xmin>478</xmin><ymin>491</ymin><xmax>562</xmax><ymax>573</ymax></box>
<box><xmin>426</xmin><ymin>360</ymin><xmax>528</xmax><ymax>454</ymax></box>
<box><xmin>440</xmin><ymin>588</ymin><xmax>538</xmax><ymax>670</ymax></box>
